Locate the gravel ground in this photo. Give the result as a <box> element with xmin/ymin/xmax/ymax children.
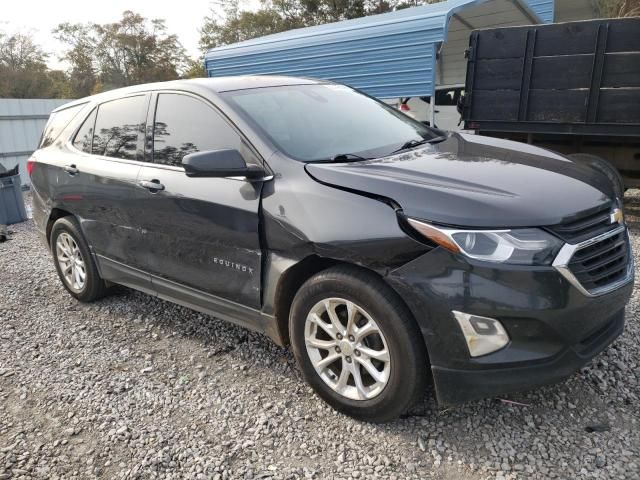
<box><xmin>0</xmin><ymin>192</ymin><xmax>639</xmax><ymax>480</ymax></box>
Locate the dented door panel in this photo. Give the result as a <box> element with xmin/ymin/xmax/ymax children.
<box><xmin>133</xmin><ymin>165</ymin><xmax>263</xmax><ymax>309</ymax></box>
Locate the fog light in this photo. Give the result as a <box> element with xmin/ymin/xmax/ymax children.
<box><xmin>453</xmin><ymin>311</ymin><xmax>509</xmax><ymax>357</ymax></box>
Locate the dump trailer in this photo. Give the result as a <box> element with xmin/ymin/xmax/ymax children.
<box><xmin>461</xmin><ymin>17</ymin><xmax>640</xmax><ymax>191</ymax></box>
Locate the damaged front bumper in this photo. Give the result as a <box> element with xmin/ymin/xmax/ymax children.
<box><xmin>386</xmin><ymin>247</ymin><xmax>633</xmax><ymax>406</ymax></box>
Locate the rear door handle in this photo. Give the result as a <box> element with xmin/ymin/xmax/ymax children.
<box><xmin>139</xmin><ymin>179</ymin><xmax>165</xmax><ymax>192</ymax></box>
<box><xmin>63</xmin><ymin>164</ymin><xmax>79</xmax><ymax>175</ymax></box>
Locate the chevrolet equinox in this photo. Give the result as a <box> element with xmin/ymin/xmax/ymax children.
<box><xmin>30</xmin><ymin>77</ymin><xmax>634</xmax><ymax>422</ymax></box>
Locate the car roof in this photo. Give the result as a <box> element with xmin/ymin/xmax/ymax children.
<box><xmin>52</xmin><ymin>76</ymin><xmax>327</xmax><ymax>113</ymax></box>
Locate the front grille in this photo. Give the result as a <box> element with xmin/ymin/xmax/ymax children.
<box><xmin>548</xmin><ymin>206</ymin><xmax>617</xmax><ymax>243</ymax></box>
<box><xmin>567</xmin><ymin>230</ymin><xmax>630</xmax><ymax>292</ymax></box>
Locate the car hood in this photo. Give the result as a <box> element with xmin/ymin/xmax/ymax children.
<box><xmin>304</xmin><ymin>133</ymin><xmax>614</xmax><ymax>228</ymax></box>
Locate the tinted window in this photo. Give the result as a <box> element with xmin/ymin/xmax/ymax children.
<box><xmin>39</xmin><ymin>104</ymin><xmax>86</xmax><ymax>148</ymax></box>
<box><xmin>153</xmin><ymin>93</ymin><xmax>242</xmax><ymax>167</ymax></box>
<box><xmin>223</xmin><ymin>84</ymin><xmax>438</xmax><ymax>162</ymax></box>
<box><xmin>92</xmin><ymin>96</ymin><xmax>146</xmax><ymax>160</ymax></box>
<box><xmin>72</xmin><ymin>109</ymin><xmax>97</xmax><ymax>154</ymax></box>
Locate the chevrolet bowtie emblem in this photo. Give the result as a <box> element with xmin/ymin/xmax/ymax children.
<box><xmin>610</xmin><ymin>208</ymin><xmax>624</xmax><ymax>225</ymax></box>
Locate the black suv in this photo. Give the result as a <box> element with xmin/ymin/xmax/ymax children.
<box><xmin>30</xmin><ymin>77</ymin><xmax>633</xmax><ymax>422</ymax></box>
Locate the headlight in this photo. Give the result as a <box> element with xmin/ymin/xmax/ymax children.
<box><xmin>407</xmin><ymin>218</ymin><xmax>562</xmax><ymax>265</ymax></box>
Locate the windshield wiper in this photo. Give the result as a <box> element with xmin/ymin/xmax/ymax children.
<box><xmin>311</xmin><ymin>153</ymin><xmax>372</xmax><ymax>163</ymax></box>
<box><xmin>391</xmin><ymin>136</ymin><xmax>448</xmax><ymax>154</ymax></box>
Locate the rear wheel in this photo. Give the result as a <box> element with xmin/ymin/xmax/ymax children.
<box><xmin>50</xmin><ymin>217</ymin><xmax>107</xmax><ymax>302</ymax></box>
<box><xmin>289</xmin><ymin>266</ymin><xmax>428</xmax><ymax>422</ymax></box>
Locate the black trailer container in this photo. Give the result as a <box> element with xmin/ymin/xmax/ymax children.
<box><xmin>461</xmin><ymin>17</ymin><xmax>640</xmax><ymax>190</ymax></box>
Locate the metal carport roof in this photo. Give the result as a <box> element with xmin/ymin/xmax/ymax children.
<box><xmin>205</xmin><ymin>0</ymin><xmax>547</xmax><ymax>99</ymax></box>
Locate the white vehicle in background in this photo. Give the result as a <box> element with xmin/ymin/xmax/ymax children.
<box><xmin>384</xmin><ymin>86</ymin><xmax>465</xmax><ymax>131</ymax></box>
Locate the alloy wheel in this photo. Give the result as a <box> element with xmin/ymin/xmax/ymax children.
<box><xmin>55</xmin><ymin>232</ymin><xmax>86</xmax><ymax>293</ymax></box>
<box><xmin>304</xmin><ymin>297</ymin><xmax>391</xmax><ymax>400</ymax></box>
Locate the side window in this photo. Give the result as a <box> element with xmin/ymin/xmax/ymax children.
<box><xmin>72</xmin><ymin>109</ymin><xmax>97</xmax><ymax>154</ymax></box>
<box><xmin>92</xmin><ymin>96</ymin><xmax>146</xmax><ymax>160</ymax></box>
<box><xmin>153</xmin><ymin>93</ymin><xmax>243</xmax><ymax>167</ymax></box>
<box><xmin>39</xmin><ymin>103</ymin><xmax>86</xmax><ymax>148</ymax></box>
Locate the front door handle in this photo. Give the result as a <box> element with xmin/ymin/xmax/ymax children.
<box><xmin>139</xmin><ymin>179</ymin><xmax>165</xmax><ymax>192</ymax></box>
<box><xmin>63</xmin><ymin>164</ymin><xmax>79</xmax><ymax>175</ymax></box>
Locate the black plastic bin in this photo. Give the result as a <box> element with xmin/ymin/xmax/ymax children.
<box><xmin>0</xmin><ymin>164</ymin><xmax>28</xmax><ymax>225</ymax></box>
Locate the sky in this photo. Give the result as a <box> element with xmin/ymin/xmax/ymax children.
<box><xmin>0</xmin><ymin>0</ymin><xmax>258</xmax><ymax>69</ymax></box>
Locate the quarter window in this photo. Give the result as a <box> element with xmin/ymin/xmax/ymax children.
<box><xmin>92</xmin><ymin>96</ymin><xmax>146</xmax><ymax>160</ymax></box>
<box><xmin>153</xmin><ymin>93</ymin><xmax>243</xmax><ymax>167</ymax></box>
<box><xmin>40</xmin><ymin>103</ymin><xmax>86</xmax><ymax>148</ymax></box>
<box><xmin>72</xmin><ymin>109</ymin><xmax>97</xmax><ymax>154</ymax></box>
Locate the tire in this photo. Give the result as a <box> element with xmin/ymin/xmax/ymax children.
<box><xmin>289</xmin><ymin>265</ymin><xmax>428</xmax><ymax>422</ymax></box>
<box><xmin>50</xmin><ymin>216</ymin><xmax>108</xmax><ymax>302</ymax></box>
<box><xmin>569</xmin><ymin>153</ymin><xmax>625</xmax><ymax>200</ymax></box>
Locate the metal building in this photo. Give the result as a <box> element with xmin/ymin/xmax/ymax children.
<box><xmin>525</xmin><ymin>0</ymin><xmax>599</xmax><ymax>23</ymax></box>
<box><xmin>204</xmin><ymin>0</ymin><xmax>551</xmax><ymax>100</ymax></box>
<box><xmin>525</xmin><ymin>0</ymin><xmax>555</xmax><ymax>22</ymax></box>
<box><xmin>0</xmin><ymin>98</ymin><xmax>70</xmax><ymax>187</ymax></box>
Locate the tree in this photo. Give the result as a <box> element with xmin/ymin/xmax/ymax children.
<box><xmin>0</xmin><ymin>30</ymin><xmax>71</xmax><ymax>98</ymax></box>
<box><xmin>55</xmin><ymin>11</ymin><xmax>189</xmax><ymax>95</ymax></box>
<box><xmin>53</xmin><ymin>24</ymin><xmax>97</xmax><ymax>98</ymax></box>
<box><xmin>199</xmin><ymin>0</ymin><xmax>442</xmax><ymax>52</ymax></box>
<box><xmin>46</xmin><ymin>70</ymin><xmax>74</xmax><ymax>98</ymax></box>
<box><xmin>199</xmin><ymin>0</ymin><xmax>302</xmax><ymax>50</ymax></box>
<box><xmin>596</xmin><ymin>0</ymin><xmax>640</xmax><ymax>17</ymax></box>
<box><xmin>182</xmin><ymin>59</ymin><xmax>207</xmax><ymax>79</ymax></box>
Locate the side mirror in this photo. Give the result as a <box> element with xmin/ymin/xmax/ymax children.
<box><xmin>182</xmin><ymin>149</ymin><xmax>265</xmax><ymax>179</ymax></box>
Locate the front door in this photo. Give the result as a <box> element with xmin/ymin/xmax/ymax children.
<box><xmin>134</xmin><ymin>92</ymin><xmax>264</xmax><ymax>309</ymax></box>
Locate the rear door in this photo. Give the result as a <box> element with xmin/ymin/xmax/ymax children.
<box><xmin>66</xmin><ymin>94</ymin><xmax>153</xmax><ymax>291</ymax></box>
<box><xmin>135</xmin><ymin>91</ymin><xmax>264</xmax><ymax>309</ymax></box>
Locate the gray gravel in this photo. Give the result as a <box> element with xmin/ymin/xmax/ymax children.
<box><xmin>0</xmin><ymin>191</ymin><xmax>639</xmax><ymax>480</ymax></box>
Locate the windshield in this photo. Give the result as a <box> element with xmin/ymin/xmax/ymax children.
<box><xmin>222</xmin><ymin>84</ymin><xmax>439</xmax><ymax>162</ymax></box>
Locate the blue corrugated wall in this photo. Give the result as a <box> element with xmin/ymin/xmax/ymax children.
<box><xmin>205</xmin><ymin>0</ymin><xmax>490</xmax><ymax>98</ymax></box>
<box><xmin>205</xmin><ymin>0</ymin><xmax>551</xmax><ymax>98</ymax></box>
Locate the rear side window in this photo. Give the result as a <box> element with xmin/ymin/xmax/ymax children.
<box><xmin>153</xmin><ymin>93</ymin><xmax>243</xmax><ymax>167</ymax></box>
<box><xmin>92</xmin><ymin>96</ymin><xmax>146</xmax><ymax>160</ymax></box>
<box><xmin>39</xmin><ymin>104</ymin><xmax>86</xmax><ymax>148</ymax></box>
<box><xmin>72</xmin><ymin>109</ymin><xmax>97</xmax><ymax>154</ymax></box>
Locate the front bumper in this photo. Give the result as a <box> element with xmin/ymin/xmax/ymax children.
<box><xmin>386</xmin><ymin>244</ymin><xmax>634</xmax><ymax>406</ymax></box>
<box><xmin>431</xmin><ymin>308</ymin><xmax>625</xmax><ymax>404</ymax></box>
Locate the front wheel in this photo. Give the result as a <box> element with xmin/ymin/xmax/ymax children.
<box><xmin>289</xmin><ymin>266</ymin><xmax>428</xmax><ymax>422</ymax></box>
